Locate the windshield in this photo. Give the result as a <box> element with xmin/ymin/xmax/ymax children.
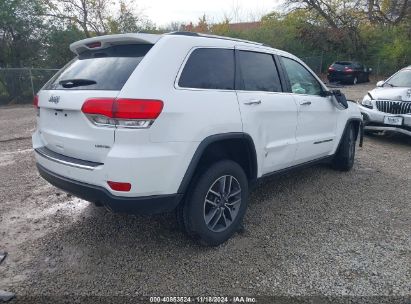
<box><xmin>385</xmin><ymin>69</ymin><xmax>411</xmax><ymax>87</ymax></box>
<box><xmin>44</xmin><ymin>44</ymin><xmax>153</xmax><ymax>91</ymax></box>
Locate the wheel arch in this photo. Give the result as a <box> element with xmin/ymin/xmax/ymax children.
<box><xmin>177</xmin><ymin>132</ymin><xmax>258</xmax><ymax>194</ymax></box>
<box><xmin>335</xmin><ymin>118</ymin><xmax>363</xmax><ymax>152</ymax></box>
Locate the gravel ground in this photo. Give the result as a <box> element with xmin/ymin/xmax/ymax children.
<box><xmin>0</xmin><ymin>83</ymin><xmax>410</xmax><ymax>302</ymax></box>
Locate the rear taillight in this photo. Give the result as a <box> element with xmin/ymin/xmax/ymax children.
<box><xmin>33</xmin><ymin>95</ymin><xmax>39</xmax><ymax>116</ymax></box>
<box><xmin>33</xmin><ymin>95</ymin><xmax>39</xmax><ymax>108</ymax></box>
<box><xmin>328</xmin><ymin>67</ymin><xmax>335</xmax><ymax>71</ymax></box>
<box><xmin>344</xmin><ymin>67</ymin><xmax>354</xmax><ymax>72</ymax></box>
<box><xmin>81</xmin><ymin>98</ymin><xmax>163</xmax><ymax>129</ymax></box>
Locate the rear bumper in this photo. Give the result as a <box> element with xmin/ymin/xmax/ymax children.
<box><xmin>32</xmin><ymin>129</ymin><xmax>196</xmax><ymax>197</ymax></box>
<box><xmin>37</xmin><ymin>163</ymin><xmax>183</xmax><ymax>214</ymax></box>
<box><xmin>327</xmin><ymin>73</ymin><xmax>354</xmax><ymax>82</ymax></box>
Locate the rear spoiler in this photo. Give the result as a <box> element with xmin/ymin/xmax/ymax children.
<box><xmin>70</xmin><ymin>33</ymin><xmax>162</xmax><ymax>55</ymax></box>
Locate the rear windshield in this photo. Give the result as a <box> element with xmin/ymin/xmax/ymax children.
<box><xmin>334</xmin><ymin>61</ymin><xmax>352</xmax><ymax>66</ymax></box>
<box><xmin>44</xmin><ymin>44</ymin><xmax>153</xmax><ymax>91</ymax></box>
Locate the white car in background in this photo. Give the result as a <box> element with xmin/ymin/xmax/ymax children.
<box><xmin>359</xmin><ymin>66</ymin><xmax>411</xmax><ymax>136</ymax></box>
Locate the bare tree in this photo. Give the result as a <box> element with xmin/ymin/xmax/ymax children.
<box><xmin>365</xmin><ymin>0</ymin><xmax>410</xmax><ymax>25</ymax></box>
<box><xmin>286</xmin><ymin>0</ymin><xmax>410</xmax><ymax>27</ymax></box>
<box><xmin>224</xmin><ymin>0</ymin><xmax>244</xmax><ymax>23</ymax></box>
<box><xmin>164</xmin><ymin>22</ymin><xmax>185</xmax><ymax>32</ymax></box>
<box><xmin>43</xmin><ymin>0</ymin><xmax>110</xmax><ymax>37</ymax></box>
<box><xmin>43</xmin><ymin>0</ymin><xmax>147</xmax><ymax>37</ymax></box>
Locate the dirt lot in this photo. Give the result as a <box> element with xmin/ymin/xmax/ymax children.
<box><xmin>0</xmin><ymin>83</ymin><xmax>410</xmax><ymax>302</ymax></box>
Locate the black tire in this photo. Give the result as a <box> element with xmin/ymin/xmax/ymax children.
<box><xmin>332</xmin><ymin>124</ymin><xmax>356</xmax><ymax>171</ymax></box>
<box><xmin>178</xmin><ymin>160</ymin><xmax>249</xmax><ymax>246</ymax></box>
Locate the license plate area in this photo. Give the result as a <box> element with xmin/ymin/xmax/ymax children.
<box><xmin>384</xmin><ymin>116</ymin><xmax>403</xmax><ymax>126</ymax></box>
<box><xmin>39</xmin><ymin>108</ymin><xmax>114</xmax><ymax>163</ymax></box>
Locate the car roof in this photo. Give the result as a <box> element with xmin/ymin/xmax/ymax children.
<box><xmin>333</xmin><ymin>61</ymin><xmax>355</xmax><ymax>65</ymax></box>
<box><xmin>70</xmin><ymin>32</ymin><xmax>295</xmax><ymax>59</ymax></box>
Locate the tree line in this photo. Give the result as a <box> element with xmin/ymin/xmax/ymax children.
<box><xmin>0</xmin><ymin>0</ymin><xmax>409</xmax><ymax>104</ymax></box>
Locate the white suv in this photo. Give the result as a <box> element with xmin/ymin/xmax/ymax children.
<box><xmin>32</xmin><ymin>32</ymin><xmax>362</xmax><ymax>245</ymax></box>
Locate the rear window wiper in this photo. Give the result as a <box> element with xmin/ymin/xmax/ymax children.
<box><xmin>385</xmin><ymin>83</ymin><xmax>395</xmax><ymax>87</ymax></box>
<box><xmin>59</xmin><ymin>79</ymin><xmax>97</xmax><ymax>88</ymax></box>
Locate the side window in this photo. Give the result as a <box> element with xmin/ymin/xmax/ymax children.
<box><xmin>238</xmin><ymin>51</ymin><xmax>282</xmax><ymax>92</ymax></box>
<box><xmin>281</xmin><ymin>57</ymin><xmax>323</xmax><ymax>96</ymax></box>
<box><xmin>178</xmin><ymin>48</ymin><xmax>235</xmax><ymax>90</ymax></box>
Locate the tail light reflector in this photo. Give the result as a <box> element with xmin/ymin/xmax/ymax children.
<box><xmin>81</xmin><ymin>98</ymin><xmax>163</xmax><ymax>129</ymax></box>
<box><xmin>107</xmin><ymin>181</ymin><xmax>131</xmax><ymax>192</ymax></box>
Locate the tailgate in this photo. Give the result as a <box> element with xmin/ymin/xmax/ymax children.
<box><xmin>36</xmin><ymin>42</ymin><xmax>154</xmax><ymax>163</ymax></box>
<box><xmin>38</xmin><ymin>90</ymin><xmax>118</xmax><ymax>163</ymax></box>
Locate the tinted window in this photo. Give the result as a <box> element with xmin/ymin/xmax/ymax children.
<box><xmin>179</xmin><ymin>48</ymin><xmax>235</xmax><ymax>90</ymax></box>
<box><xmin>282</xmin><ymin>57</ymin><xmax>323</xmax><ymax>96</ymax></box>
<box><xmin>332</xmin><ymin>62</ymin><xmax>353</xmax><ymax>70</ymax></box>
<box><xmin>45</xmin><ymin>44</ymin><xmax>153</xmax><ymax>91</ymax></box>
<box><xmin>238</xmin><ymin>51</ymin><xmax>282</xmax><ymax>92</ymax></box>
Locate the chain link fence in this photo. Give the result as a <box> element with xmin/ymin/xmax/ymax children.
<box><xmin>302</xmin><ymin>55</ymin><xmax>324</xmax><ymax>75</ymax></box>
<box><xmin>0</xmin><ymin>56</ymin><xmax>409</xmax><ymax>106</ymax></box>
<box><xmin>0</xmin><ymin>68</ymin><xmax>59</xmax><ymax>106</ymax></box>
<box><xmin>301</xmin><ymin>54</ymin><xmax>409</xmax><ymax>81</ymax></box>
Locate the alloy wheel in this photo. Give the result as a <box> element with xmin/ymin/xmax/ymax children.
<box><xmin>203</xmin><ymin>175</ymin><xmax>242</xmax><ymax>232</ymax></box>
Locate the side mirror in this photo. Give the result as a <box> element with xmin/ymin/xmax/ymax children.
<box><xmin>331</xmin><ymin>89</ymin><xmax>348</xmax><ymax>109</ymax></box>
<box><xmin>376</xmin><ymin>80</ymin><xmax>385</xmax><ymax>87</ymax></box>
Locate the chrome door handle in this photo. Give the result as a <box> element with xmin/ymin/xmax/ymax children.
<box><xmin>300</xmin><ymin>101</ymin><xmax>312</xmax><ymax>106</ymax></box>
<box><xmin>244</xmin><ymin>100</ymin><xmax>261</xmax><ymax>105</ymax></box>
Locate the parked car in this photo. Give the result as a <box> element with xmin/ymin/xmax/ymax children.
<box><xmin>359</xmin><ymin>66</ymin><xmax>411</xmax><ymax>136</ymax></box>
<box><xmin>32</xmin><ymin>32</ymin><xmax>363</xmax><ymax>246</ymax></box>
<box><xmin>327</xmin><ymin>61</ymin><xmax>371</xmax><ymax>84</ymax></box>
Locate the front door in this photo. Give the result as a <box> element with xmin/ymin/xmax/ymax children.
<box><xmin>235</xmin><ymin>47</ymin><xmax>298</xmax><ymax>175</ymax></box>
<box><xmin>280</xmin><ymin>56</ymin><xmax>338</xmax><ymax>164</ymax></box>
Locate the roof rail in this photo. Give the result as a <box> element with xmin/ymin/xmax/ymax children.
<box><xmin>167</xmin><ymin>31</ymin><xmax>270</xmax><ymax>47</ymax></box>
<box><xmin>169</xmin><ymin>32</ymin><xmax>200</xmax><ymax>37</ymax></box>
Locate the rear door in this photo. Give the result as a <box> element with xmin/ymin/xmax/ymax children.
<box><xmin>280</xmin><ymin>56</ymin><xmax>338</xmax><ymax>164</ymax></box>
<box><xmin>235</xmin><ymin>47</ymin><xmax>298</xmax><ymax>174</ymax></box>
<box><xmin>37</xmin><ymin>43</ymin><xmax>152</xmax><ymax>163</ymax></box>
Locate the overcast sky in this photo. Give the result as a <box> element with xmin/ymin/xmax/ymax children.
<box><xmin>136</xmin><ymin>0</ymin><xmax>280</xmax><ymax>27</ymax></box>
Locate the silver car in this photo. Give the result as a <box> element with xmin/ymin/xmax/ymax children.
<box><xmin>359</xmin><ymin>66</ymin><xmax>411</xmax><ymax>136</ymax></box>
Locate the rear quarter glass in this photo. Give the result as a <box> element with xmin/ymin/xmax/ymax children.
<box><xmin>178</xmin><ymin>48</ymin><xmax>235</xmax><ymax>90</ymax></box>
<box><xmin>44</xmin><ymin>44</ymin><xmax>153</xmax><ymax>91</ymax></box>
